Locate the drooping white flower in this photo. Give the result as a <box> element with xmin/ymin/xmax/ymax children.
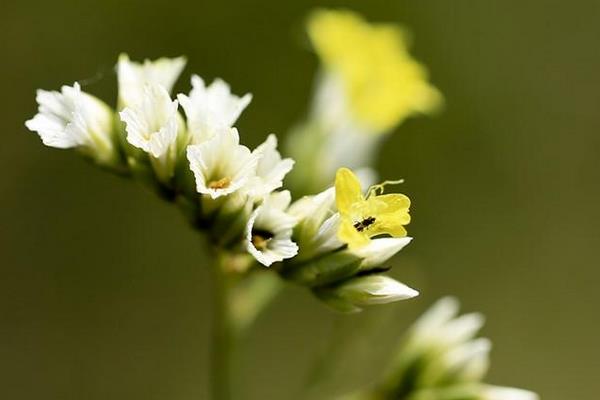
<box><xmin>117</xmin><ymin>53</ymin><xmax>186</xmax><ymax>107</ymax></box>
<box><xmin>119</xmin><ymin>83</ymin><xmax>179</xmax><ymax>158</ymax></box>
<box><xmin>245</xmin><ymin>191</ymin><xmax>298</xmax><ymax>266</ymax></box>
<box><xmin>25</xmin><ymin>82</ymin><xmax>116</xmax><ymax>165</ymax></box>
<box><xmin>186</xmin><ymin>127</ymin><xmax>259</xmax><ymax>199</ymax></box>
<box><xmin>246</xmin><ymin>134</ymin><xmax>295</xmax><ymax>199</ymax></box>
<box><xmin>177</xmin><ymin>75</ymin><xmax>252</xmax><ymax>143</ymax></box>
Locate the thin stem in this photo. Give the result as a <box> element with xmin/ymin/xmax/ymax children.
<box><xmin>210</xmin><ymin>251</ymin><xmax>235</xmax><ymax>400</ymax></box>
<box><xmin>231</xmin><ymin>270</ymin><xmax>283</xmax><ymax>335</ymax></box>
<box><xmin>301</xmin><ymin>316</ymin><xmax>347</xmax><ymax>399</ymax></box>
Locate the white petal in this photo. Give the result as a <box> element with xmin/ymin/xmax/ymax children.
<box><xmin>312</xmin><ymin>213</ymin><xmax>344</xmax><ymax>255</ymax></box>
<box><xmin>247</xmin><ymin>134</ymin><xmax>295</xmax><ymax>198</ymax></box>
<box><xmin>482</xmin><ymin>385</ymin><xmax>539</xmax><ymax>400</ymax></box>
<box><xmin>444</xmin><ymin>337</ymin><xmax>491</xmax><ymax>380</ymax></box>
<box><xmin>288</xmin><ymin>187</ymin><xmax>336</xmax><ymax>223</ymax></box>
<box><xmin>288</xmin><ymin>187</ymin><xmax>343</xmax><ymax>259</ymax></box>
<box><xmin>348</xmin><ymin>237</ymin><xmax>412</xmax><ymax>269</ymax></box>
<box><xmin>337</xmin><ymin>275</ymin><xmax>419</xmax><ymax>305</ymax></box>
<box><xmin>119</xmin><ymin>83</ymin><xmax>179</xmax><ymax>158</ymax></box>
<box><xmin>187</xmin><ymin>127</ymin><xmax>259</xmax><ymax>198</ymax></box>
<box><xmin>412</xmin><ymin>297</ymin><xmax>461</xmax><ymax>336</ymax></box>
<box><xmin>25</xmin><ymin>82</ymin><xmax>114</xmax><ymax>159</ymax></box>
<box><xmin>245</xmin><ymin>194</ymin><xmax>299</xmax><ymax>266</ymax></box>
<box><xmin>117</xmin><ymin>53</ymin><xmax>186</xmax><ymax>107</ymax></box>
<box><xmin>178</xmin><ymin>75</ymin><xmax>251</xmax><ymax>143</ymax></box>
<box><xmin>442</xmin><ymin>312</ymin><xmax>486</xmax><ymax>345</ymax></box>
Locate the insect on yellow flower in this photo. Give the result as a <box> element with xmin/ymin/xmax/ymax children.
<box><xmin>335</xmin><ymin>168</ymin><xmax>410</xmax><ymax>249</ymax></box>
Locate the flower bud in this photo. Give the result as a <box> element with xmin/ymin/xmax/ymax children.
<box><xmin>314</xmin><ymin>275</ymin><xmax>419</xmax><ymax>313</ymax></box>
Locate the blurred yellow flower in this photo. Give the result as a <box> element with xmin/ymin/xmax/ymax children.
<box><xmin>308</xmin><ymin>9</ymin><xmax>443</xmax><ymax>133</ymax></box>
<box><xmin>335</xmin><ymin>168</ymin><xmax>410</xmax><ymax>249</ymax></box>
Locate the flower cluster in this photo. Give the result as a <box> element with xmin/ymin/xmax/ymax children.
<box><xmin>25</xmin><ymin>51</ymin><xmax>418</xmax><ymax>310</ymax></box>
<box><xmin>346</xmin><ymin>298</ymin><xmax>539</xmax><ymax>400</ymax></box>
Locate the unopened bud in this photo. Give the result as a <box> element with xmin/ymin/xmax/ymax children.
<box><xmin>314</xmin><ymin>275</ymin><xmax>418</xmax><ymax>312</ymax></box>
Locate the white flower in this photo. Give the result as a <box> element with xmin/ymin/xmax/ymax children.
<box><xmin>25</xmin><ymin>82</ymin><xmax>115</xmax><ymax>164</ymax></box>
<box><xmin>119</xmin><ymin>83</ymin><xmax>179</xmax><ymax>158</ymax></box>
<box><xmin>406</xmin><ymin>297</ymin><xmax>490</xmax><ymax>386</ymax></box>
<box><xmin>186</xmin><ymin>127</ymin><xmax>259</xmax><ymax>199</ymax></box>
<box><xmin>177</xmin><ymin>75</ymin><xmax>252</xmax><ymax>143</ymax></box>
<box><xmin>443</xmin><ymin>338</ymin><xmax>491</xmax><ymax>381</ymax></box>
<box><xmin>117</xmin><ymin>53</ymin><xmax>186</xmax><ymax>107</ymax></box>
<box><xmin>482</xmin><ymin>385</ymin><xmax>539</xmax><ymax>400</ymax></box>
<box><xmin>246</xmin><ymin>134</ymin><xmax>295</xmax><ymax>199</ymax></box>
<box><xmin>411</xmin><ymin>297</ymin><xmax>485</xmax><ymax>349</ymax></box>
<box><xmin>288</xmin><ymin>187</ymin><xmax>344</xmax><ymax>260</ymax></box>
<box><xmin>246</xmin><ymin>191</ymin><xmax>298</xmax><ymax>266</ymax></box>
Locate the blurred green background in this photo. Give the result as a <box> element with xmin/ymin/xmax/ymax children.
<box><xmin>1</xmin><ymin>0</ymin><xmax>599</xmax><ymax>399</ymax></box>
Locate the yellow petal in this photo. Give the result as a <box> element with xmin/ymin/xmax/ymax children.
<box><xmin>338</xmin><ymin>217</ymin><xmax>370</xmax><ymax>249</ymax></box>
<box><xmin>366</xmin><ymin>193</ymin><xmax>410</xmax><ymax>215</ymax></box>
<box><xmin>371</xmin><ymin>217</ymin><xmax>408</xmax><ymax>238</ymax></box>
<box><xmin>364</xmin><ymin>194</ymin><xmax>411</xmax><ymax>238</ymax></box>
<box><xmin>335</xmin><ymin>168</ymin><xmax>363</xmax><ymax>214</ymax></box>
<box><xmin>307</xmin><ymin>9</ymin><xmax>443</xmax><ymax>133</ymax></box>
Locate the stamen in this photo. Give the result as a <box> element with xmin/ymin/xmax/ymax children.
<box><xmin>251</xmin><ymin>229</ymin><xmax>275</xmax><ymax>250</ymax></box>
<box><xmin>208</xmin><ymin>177</ymin><xmax>232</xmax><ymax>189</ymax></box>
<box><xmin>366</xmin><ymin>178</ymin><xmax>405</xmax><ymax>199</ymax></box>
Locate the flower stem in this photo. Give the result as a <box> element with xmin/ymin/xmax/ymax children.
<box><xmin>210</xmin><ymin>250</ymin><xmax>235</xmax><ymax>400</ymax></box>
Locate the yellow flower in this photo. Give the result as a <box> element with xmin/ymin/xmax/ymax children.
<box><xmin>307</xmin><ymin>9</ymin><xmax>442</xmax><ymax>133</ymax></box>
<box><xmin>335</xmin><ymin>168</ymin><xmax>410</xmax><ymax>249</ymax></box>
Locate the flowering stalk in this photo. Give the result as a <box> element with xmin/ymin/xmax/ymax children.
<box><xmin>210</xmin><ymin>250</ymin><xmax>238</xmax><ymax>400</ymax></box>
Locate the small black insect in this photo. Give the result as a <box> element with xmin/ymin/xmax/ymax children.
<box><xmin>353</xmin><ymin>216</ymin><xmax>376</xmax><ymax>232</ymax></box>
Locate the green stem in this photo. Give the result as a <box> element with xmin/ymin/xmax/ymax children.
<box><xmin>231</xmin><ymin>270</ymin><xmax>283</xmax><ymax>335</ymax></box>
<box><xmin>210</xmin><ymin>251</ymin><xmax>235</xmax><ymax>400</ymax></box>
<box><xmin>302</xmin><ymin>316</ymin><xmax>347</xmax><ymax>399</ymax></box>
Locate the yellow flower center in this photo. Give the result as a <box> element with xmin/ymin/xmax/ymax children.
<box><xmin>208</xmin><ymin>177</ymin><xmax>231</xmax><ymax>189</ymax></box>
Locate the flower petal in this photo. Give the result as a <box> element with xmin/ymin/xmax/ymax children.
<box><xmin>335</xmin><ymin>167</ymin><xmax>363</xmax><ymax>214</ymax></box>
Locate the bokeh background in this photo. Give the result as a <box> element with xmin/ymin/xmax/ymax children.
<box><xmin>1</xmin><ymin>0</ymin><xmax>599</xmax><ymax>399</ymax></box>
